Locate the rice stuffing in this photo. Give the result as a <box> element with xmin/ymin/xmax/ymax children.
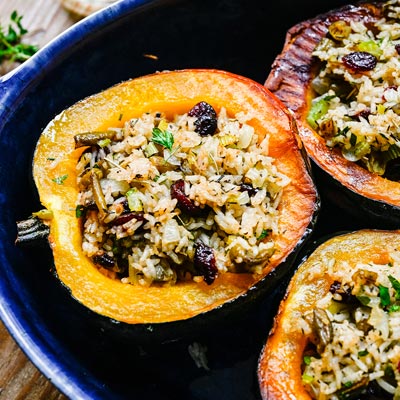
<box><xmin>301</xmin><ymin>252</ymin><xmax>400</xmax><ymax>399</ymax></box>
<box><xmin>308</xmin><ymin>0</ymin><xmax>400</xmax><ymax>180</ymax></box>
<box><xmin>75</xmin><ymin>101</ymin><xmax>289</xmax><ymax>286</ymax></box>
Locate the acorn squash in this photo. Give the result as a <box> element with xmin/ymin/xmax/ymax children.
<box><xmin>258</xmin><ymin>229</ymin><xmax>400</xmax><ymax>399</ymax></box>
<box><xmin>265</xmin><ymin>1</ymin><xmax>400</xmax><ymax>228</ymax></box>
<box><xmin>32</xmin><ymin>69</ymin><xmax>318</xmax><ymax>329</ymax></box>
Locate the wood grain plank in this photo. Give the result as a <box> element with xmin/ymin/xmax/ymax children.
<box><xmin>0</xmin><ymin>0</ymin><xmax>79</xmax><ymax>75</ymax></box>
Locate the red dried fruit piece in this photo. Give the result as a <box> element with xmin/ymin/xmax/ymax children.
<box><xmin>342</xmin><ymin>51</ymin><xmax>377</xmax><ymax>72</ymax></box>
<box><xmin>171</xmin><ymin>179</ymin><xmax>203</xmax><ymax>215</ymax></box>
<box><xmin>113</xmin><ymin>212</ymin><xmax>145</xmax><ymax>226</ymax></box>
<box><xmin>351</xmin><ymin>108</ymin><xmax>371</xmax><ymax>121</ymax></box>
<box><xmin>92</xmin><ymin>251</ymin><xmax>115</xmax><ymax>269</ymax></box>
<box><xmin>194</xmin><ymin>241</ymin><xmax>218</xmax><ymax>285</ymax></box>
<box><xmin>239</xmin><ymin>183</ymin><xmax>259</xmax><ymax>196</ymax></box>
<box><xmin>188</xmin><ymin>101</ymin><xmax>218</xmax><ymax>136</ymax></box>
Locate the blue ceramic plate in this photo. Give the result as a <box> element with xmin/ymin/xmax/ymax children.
<box><xmin>0</xmin><ymin>0</ymin><xmax>360</xmax><ymax>398</ymax></box>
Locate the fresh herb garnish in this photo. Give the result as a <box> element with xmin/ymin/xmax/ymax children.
<box><xmin>75</xmin><ymin>205</ymin><xmax>85</xmax><ymax>218</ymax></box>
<box><xmin>52</xmin><ymin>174</ymin><xmax>68</xmax><ymax>185</ymax></box>
<box><xmin>379</xmin><ymin>285</ymin><xmax>391</xmax><ymax>307</ymax></box>
<box><xmin>358</xmin><ymin>349</ymin><xmax>369</xmax><ymax>357</ymax></box>
<box><xmin>151</xmin><ymin>127</ymin><xmax>174</xmax><ymax>150</ymax></box>
<box><xmin>0</xmin><ymin>11</ymin><xmax>38</xmax><ymax>63</ymax></box>
<box><xmin>389</xmin><ymin>304</ymin><xmax>400</xmax><ymax>313</ymax></box>
<box><xmin>357</xmin><ymin>295</ymin><xmax>370</xmax><ymax>306</ymax></box>
<box><xmin>389</xmin><ymin>275</ymin><xmax>400</xmax><ymax>300</ymax></box>
<box><xmin>303</xmin><ymin>355</ymin><xmax>312</xmax><ymax>365</ymax></box>
<box><xmin>257</xmin><ymin>229</ymin><xmax>271</xmax><ymax>241</ymax></box>
<box><xmin>350</xmin><ymin>133</ymin><xmax>357</xmax><ymax>146</ymax></box>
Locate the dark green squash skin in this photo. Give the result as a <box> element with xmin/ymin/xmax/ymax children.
<box><xmin>313</xmin><ymin>164</ymin><xmax>400</xmax><ymax>230</ymax></box>
<box><xmin>265</xmin><ymin>1</ymin><xmax>400</xmax><ymax>230</ymax></box>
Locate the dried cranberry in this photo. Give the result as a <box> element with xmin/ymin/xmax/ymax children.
<box><xmin>194</xmin><ymin>241</ymin><xmax>218</xmax><ymax>285</ymax></box>
<box><xmin>171</xmin><ymin>179</ymin><xmax>203</xmax><ymax>215</ymax></box>
<box><xmin>342</xmin><ymin>51</ymin><xmax>377</xmax><ymax>72</ymax></box>
<box><xmin>239</xmin><ymin>183</ymin><xmax>259</xmax><ymax>196</ymax></box>
<box><xmin>329</xmin><ymin>280</ymin><xmax>341</xmax><ymax>294</ymax></box>
<box><xmin>396</xmin><ymin>44</ymin><xmax>400</xmax><ymax>55</ymax></box>
<box><xmin>113</xmin><ymin>212</ymin><xmax>145</xmax><ymax>226</ymax></box>
<box><xmin>351</xmin><ymin>108</ymin><xmax>371</xmax><ymax>121</ymax></box>
<box><xmin>188</xmin><ymin>101</ymin><xmax>218</xmax><ymax>136</ymax></box>
<box><xmin>329</xmin><ymin>280</ymin><xmax>356</xmax><ymax>304</ymax></box>
<box><xmin>92</xmin><ymin>251</ymin><xmax>115</xmax><ymax>269</ymax></box>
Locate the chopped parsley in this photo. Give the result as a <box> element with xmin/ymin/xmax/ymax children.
<box><xmin>75</xmin><ymin>205</ymin><xmax>85</xmax><ymax>218</ymax></box>
<box><xmin>379</xmin><ymin>285</ymin><xmax>391</xmax><ymax>307</ymax></box>
<box><xmin>151</xmin><ymin>127</ymin><xmax>174</xmax><ymax>150</ymax></box>
<box><xmin>303</xmin><ymin>355</ymin><xmax>312</xmax><ymax>365</ymax></box>
<box><xmin>257</xmin><ymin>229</ymin><xmax>271</xmax><ymax>241</ymax></box>
<box><xmin>52</xmin><ymin>174</ymin><xmax>68</xmax><ymax>185</ymax></box>
<box><xmin>357</xmin><ymin>295</ymin><xmax>371</xmax><ymax>306</ymax></box>
<box><xmin>389</xmin><ymin>275</ymin><xmax>400</xmax><ymax>300</ymax></box>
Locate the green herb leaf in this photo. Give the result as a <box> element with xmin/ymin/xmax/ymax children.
<box><xmin>358</xmin><ymin>349</ymin><xmax>369</xmax><ymax>357</ymax></box>
<box><xmin>389</xmin><ymin>304</ymin><xmax>400</xmax><ymax>313</ymax></box>
<box><xmin>389</xmin><ymin>275</ymin><xmax>400</xmax><ymax>300</ymax></box>
<box><xmin>379</xmin><ymin>285</ymin><xmax>391</xmax><ymax>307</ymax></box>
<box><xmin>151</xmin><ymin>127</ymin><xmax>174</xmax><ymax>150</ymax></box>
<box><xmin>0</xmin><ymin>11</ymin><xmax>38</xmax><ymax>63</ymax></box>
<box><xmin>52</xmin><ymin>174</ymin><xmax>68</xmax><ymax>185</ymax></box>
<box><xmin>75</xmin><ymin>205</ymin><xmax>85</xmax><ymax>218</ymax></box>
<box><xmin>357</xmin><ymin>296</ymin><xmax>371</xmax><ymax>306</ymax></box>
<box><xmin>350</xmin><ymin>133</ymin><xmax>357</xmax><ymax>146</ymax></box>
<box><xmin>257</xmin><ymin>229</ymin><xmax>271</xmax><ymax>241</ymax></box>
<box><xmin>303</xmin><ymin>355</ymin><xmax>312</xmax><ymax>365</ymax></box>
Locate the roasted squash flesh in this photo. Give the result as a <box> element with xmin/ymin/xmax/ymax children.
<box><xmin>33</xmin><ymin>69</ymin><xmax>317</xmax><ymax>324</ymax></box>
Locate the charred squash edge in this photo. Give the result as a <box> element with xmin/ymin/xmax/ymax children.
<box><xmin>32</xmin><ymin>69</ymin><xmax>319</xmax><ymax>327</ymax></box>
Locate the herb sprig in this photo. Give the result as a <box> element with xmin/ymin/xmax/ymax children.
<box><xmin>151</xmin><ymin>127</ymin><xmax>174</xmax><ymax>150</ymax></box>
<box><xmin>0</xmin><ymin>11</ymin><xmax>38</xmax><ymax>63</ymax></box>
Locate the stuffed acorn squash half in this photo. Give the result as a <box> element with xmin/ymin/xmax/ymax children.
<box><xmin>266</xmin><ymin>0</ymin><xmax>400</xmax><ymax>228</ymax></box>
<box><xmin>24</xmin><ymin>69</ymin><xmax>318</xmax><ymax>332</ymax></box>
<box><xmin>258</xmin><ymin>229</ymin><xmax>400</xmax><ymax>400</ymax></box>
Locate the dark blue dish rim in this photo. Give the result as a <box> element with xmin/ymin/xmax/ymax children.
<box><xmin>0</xmin><ymin>1</ymin><xmax>154</xmax><ymax>398</ymax></box>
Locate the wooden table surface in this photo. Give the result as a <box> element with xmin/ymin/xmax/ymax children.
<box><xmin>0</xmin><ymin>1</ymin><xmax>101</xmax><ymax>398</ymax></box>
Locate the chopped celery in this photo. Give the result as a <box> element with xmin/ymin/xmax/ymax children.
<box><xmin>144</xmin><ymin>141</ymin><xmax>159</xmax><ymax>157</ymax></box>
<box><xmin>307</xmin><ymin>97</ymin><xmax>330</xmax><ymax>129</ymax></box>
<box><xmin>126</xmin><ymin>188</ymin><xmax>143</xmax><ymax>212</ymax></box>
<box><xmin>98</xmin><ymin>138</ymin><xmax>111</xmax><ymax>148</ymax></box>
<box><xmin>357</xmin><ymin>40</ymin><xmax>383</xmax><ymax>58</ymax></box>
